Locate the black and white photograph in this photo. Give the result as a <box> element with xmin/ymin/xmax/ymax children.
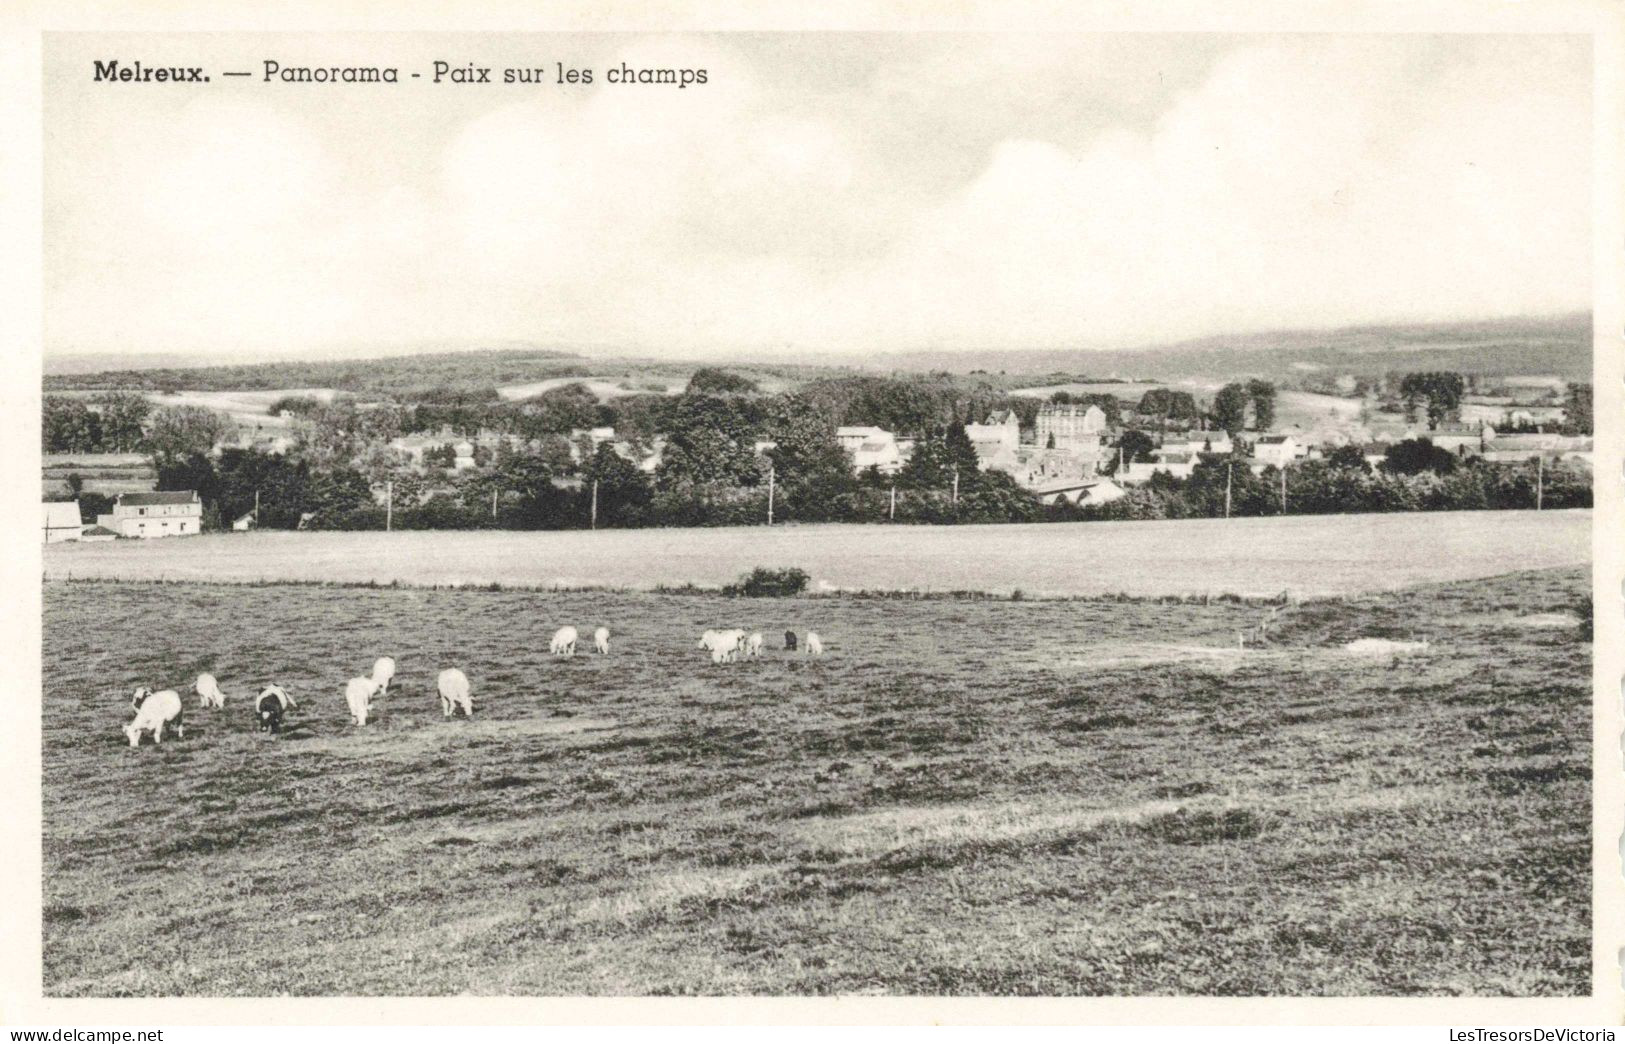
<box><xmin>7</xmin><ymin>5</ymin><xmax>1623</xmax><ymax>1026</ymax></box>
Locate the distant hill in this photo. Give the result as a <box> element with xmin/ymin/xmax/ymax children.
<box><xmin>878</xmin><ymin>313</ymin><xmax>1592</xmax><ymax>383</ymax></box>
<box><xmin>42</xmin><ymin>313</ymin><xmax>1591</xmax><ymax>393</ymax></box>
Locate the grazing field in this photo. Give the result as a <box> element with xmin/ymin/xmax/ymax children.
<box><xmin>42</xmin><ymin>454</ymin><xmax>160</xmax><ymax>499</ymax></box>
<box><xmin>43</xmin><ymin>510</ymin><xmax>1591</xmax><ymax>600</ymax></box>
<box><xmin>1273</xmin><ymin>390</ymin><xmax>1365</xmax><ymax>434</ymax></box>
<box><xmin>43</xmin><ymin>567</ymin><xmax>1590</xmax><ymax>996</ymax></box>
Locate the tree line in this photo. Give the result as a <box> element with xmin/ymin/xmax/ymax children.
<box><xmin>46</xmin><ymin>370</ymin><xmax>1594</xmax><ymax>534</ymax></box>
<box><xmin>1074</xmin><ymin>444</ymin><xmax>1590</xmax><ymax>522</ymax></box>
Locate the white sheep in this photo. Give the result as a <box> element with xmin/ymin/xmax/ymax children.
<box><xmin>370</xmin><ymin>656</ymin><xmax>396</xmax><ymax>697</ymax></box>
<box><xmin>594</xmin><ymin>626</ymin><xmax>610</xmax><ymax>655</ymax></box>
<box><xmin>550</xmin><ymin>626</ymin><xmax>579</xmax><ymax>656</ymax></box>
<box><xmin>345</xmin><ymin>676</ymin><xmax>375</xmax><ymax>726</ymax></box>
<box><xmin>124</xmin><ymin>689</ymin><xmax>183</xmax><ymax>747</ymax></box>
<box><xmin>696</xmin><ymin>629</ymin><xmax>725</xmax><ymax>663</ymax></box>
<box><xmin>744</xmin><ymin>632</ymin><xmax>764</xmax><ymax>658</ymax></box>
<box><xmin>437</xmin><ymin>668</ymin><xmax>473</xmax><ymax>718</ymax></box>
<box><xmin>805</xmin><ymin>631</ymin><xmax>824</xmax><ymax>657</ymax></box>
<box><xmin>700</xmin><ymin>628</ymin><xmax>746</xmax><ymax>664</ymax></box>
<box><xmin>193</xmin><ymin>673</ymin><xmax>227</xmax><ymax>709</ymax></box>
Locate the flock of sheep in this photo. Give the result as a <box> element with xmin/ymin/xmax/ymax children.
<box><xmin>120</xmin><ymin>622</ymin><xmax>824</xmax><ymax>747</ymax></box>
<box><xmin>697</xmin><ymin>626</ymin><xmax>822</xmax><ymax>663</ymax></box>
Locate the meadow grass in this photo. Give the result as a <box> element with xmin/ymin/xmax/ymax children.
<box><xmin>42</xmin><ymin>509</ymin><xmax>1590</xmax><ymax>599</ymax></box>
<box><xmin>41</xmin><ymin>567</ymin><xmax>1590</xmax><ymax>996</ymax></box>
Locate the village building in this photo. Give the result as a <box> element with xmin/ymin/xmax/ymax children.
<box><xmin>1013</xmin><ymin>444</ymin><xmax>1104</xmax><ymax>487</ymax></box>
<box><xmin>1417</xmin><ymin>424</ymin><xmax>1489</xmax><ymax>457</ymax></box>
<box><xmin>837</xmin><ymin>426</ymin><xmax>906</xmax><ymax>475</ymax></box>
<box><xmin>1118</xmin><ymin>453</ymin><xmax>1198</xmax><ymax>485</ymax></box>
<box><xmin>1250</xmin><ymin>435</ymin><xmax>1299</xmax><ymax>468</ymax></box>
<box><xmin>42</xmin><ymin>501</ymin><xmax>83</xmax><ymax>543</ymax></box>
<box><xmin>970</xmin><ymin>439</ymin><xmax>1021</xmax><ymax>475</ymax></box>
<box><xmin>96</xmin><ymin>490</ymin><xmax>202</xmax><ymax>539</ymax></box>
<box><xmin>1157</xmin><ymin>431</ymin><xmax>1233</xmax><ymax>459</ymax></box>
<box><xmin>836</xmin><ymin>425</ymin><xmax>889</xmax><ymax>454</ymax></box>
<box><xmin>852</xmin><ymin>438</ymin><xmax>905</xmax><ymax>475</ymax></box>
<box><xmin>1035</xmin><ymin>403</ymin><xmax>1107</xmax><ymax>450</ymax></box>
<box><xmin>1459</xmin><ymin>398</ymin><xmax>1566</xmax><ymax>429</ymax></box>
<box><xmin>1361</xmin><ymin>442</ymin><xmax>1393</xmax><ymax>470</ymax></box>
<box><xmin>1480</xmin><ymin>433</ymin><xmax>1593</xmax><ymax>464</ymax></box>
<box><xmin>232</xmin><ymin>511</ymin><xmax>257</xmax><ymax>532</ymax></box>
<box><xmin>964</xmin><ymin>410</ymin><xmax>1021</xmax><ymax>455</ymax></box>
<box><xmin>568</xmin><ymin>426</ymin><xmax>618</xmax><ymax>451</ymax></box>
<box><xmin>474</xmin><ymin>431</ymin><xmax>527</xmax><ymax>455</ymax></box>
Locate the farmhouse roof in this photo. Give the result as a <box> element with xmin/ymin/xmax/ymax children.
<box><xmin>118</xmin><ymin>491</ymin><xmax>198</xmax><ymax>506</ymax></box>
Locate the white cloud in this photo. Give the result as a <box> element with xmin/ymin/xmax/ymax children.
<box><xmin>45</xmin><ymin>34</ymin><xmax>1590</xmax><ymax>359</ymax></box>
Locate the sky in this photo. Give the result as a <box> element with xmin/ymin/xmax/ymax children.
<box><xmin>43</xmin><ymin>32</ymin><xmax>1592</xmax><ymax>361</ymax></box>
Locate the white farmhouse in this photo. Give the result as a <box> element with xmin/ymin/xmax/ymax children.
<box><xmin>96</xmin><ymin>491</ymin><xmax>202</xmax><ymax>539</ymax></box>
<box><xmin>836</xmin><ymin>425</ymin><xmax>890</xmax><ymax>453</ymax></box>
<box><xmin>1251</xmin><ymin>435</ymin><xmax>1299</xmax><ymax>468</ymax></box>
<box><xmin>1159</xmin><ymin>431</ymin><xmax>1233</xmax><ymax>457</ymax></box>
<box><xmin>837</xmin><ymin>426</ymin><xmax>905</xmax><ymax>475</ymax></box>
<box><xmin>1119</xmin><ymin>454</ymin><xmax>1198</xmax><ymax>484</ymax></box>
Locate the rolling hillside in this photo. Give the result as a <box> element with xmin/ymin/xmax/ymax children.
<box><xmin>43</xmin><ymin>315</ymin><xmax>1590</xmax><ymax>394</ymax></box>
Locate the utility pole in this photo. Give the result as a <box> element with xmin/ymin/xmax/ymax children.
<box><xmin>591</xmin><ymin>479</ymin><xmax>599</xmax><ymax>530</ymax></box>
<box><xmin>383</xmin><ymin>482</ymin><xmax>390</xmax><ymax>532</ymax></box>
<box><xmin>1224</xmin><ymin>461</ymin><xmax>1232</xmax><ymax>519</ymax></box>
<box><xmin>951</xmin><ymin>464</ymin><xmax>959</xmax><ymax>507</ymax></box>
<box><xmin>254</xmin><ymin>488</ymin><xmax>261</xmax><ymax>521</ymax></box>
<box><xmin>766</xmin><ymin>463</ymin><xmax>775</xmax><ymax>526</ymax></box>
<box><xmin>491</xmin><ymin>488</ymin><xmax>498</xmax><ymax>519</ymax></box>
<box><xmin>889</xmin><ymin>483</ymin><xmax>896</xmax><ymax>521</ymax></box>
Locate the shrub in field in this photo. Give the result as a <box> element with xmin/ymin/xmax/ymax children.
<box><xmin>725</xmin><ymin>566</ymin><xmax>810</xmax><ymax>597</ymax></box>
